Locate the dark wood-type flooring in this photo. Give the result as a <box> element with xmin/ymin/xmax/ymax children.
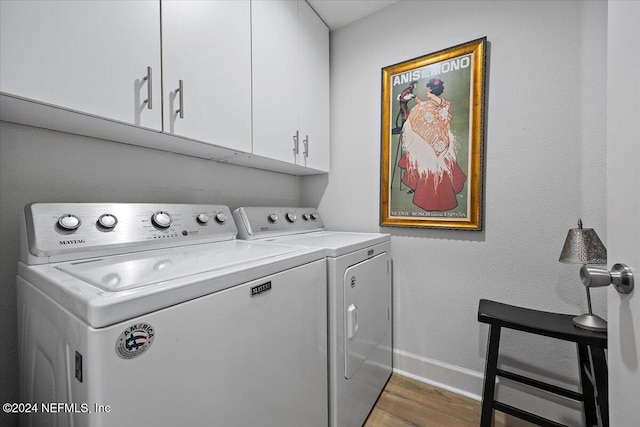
<box><xmin>363</xmin><ymin>374</ymin><xmax>537</xmax><ymax>427</ymax></box>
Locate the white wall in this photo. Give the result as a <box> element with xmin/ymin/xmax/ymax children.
<box><xmin>0</xmin><ymin>121</ymin><xmax>301</xmax><ymax>424</ymax></box>
<box><xmin>303</xmin><ymin>0</ymin><xmax>607</xmax><ymax>423</ymax></box>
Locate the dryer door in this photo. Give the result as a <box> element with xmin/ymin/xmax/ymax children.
<box><xmin>344</xmin><ymin>252</ymin><xmax>391</xmax><ymax>379</ymax></box>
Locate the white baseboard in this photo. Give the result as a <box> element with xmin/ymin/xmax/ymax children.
<box><xmin>393</xmin><ymin>348</ymin><xmax>485</xmax><ymax>401</ymax></box>
<box><xmin>393</xmin><ymin>349</ymin><xmax>585</xmax><ymax>426</ymax></box>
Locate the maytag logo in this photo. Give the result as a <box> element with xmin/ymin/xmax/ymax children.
<box><xmin>59</xmin><ymin>239</ymin><xmax>86</xmax><ymax>245</ymax></box>
<box><xmin>250</xmin><ymin>281</ymin><xmax>272</xmax><ymax>297</ymax></box>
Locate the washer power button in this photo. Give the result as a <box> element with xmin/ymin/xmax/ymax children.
<box><xmin>57</xmin><ymin>214</ymin><xmax>81</xmax><ymax>231</ymax></box>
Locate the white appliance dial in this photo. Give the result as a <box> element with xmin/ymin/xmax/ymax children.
<box><xmin>302</xmin><ymin>213</ymin><xmax>311</xmax><ymax>221</ymax></box>
<box><xmin>286</xmin><ymin>212</ymin><xmax>297</xmax><ymax>223</ymax></box>
<box><xmin>97</xmin><ymin>214</ymin><xmax>118</xmax><ymax>229</ymax></box>
<box><xmin>268</xmin><ymin>214</ymin><xmax>278</xmax><ymax>223</ymax></box>
<box><xmin>196</xmin><ymin>213</ymin><xmax>210</xmax><ymax>224</ymax></box>
<box><xmin>57</xmin><ymin>214</ymin><xmax>81</xmax><ymax>231</ymax></box>
<box><xmin>152</xmin><ymin>211</ymin><xmax>172</xmax><ymax>229</ymax></box>
<box><xmin>311</xmin><ymin>213</ymin><xmax>319</xmax><ymax>220</ymax></box>
<box><xmin>215</xmin><ymin>212</ymin><xmax>228</xmax><ymax>224</ymax></box>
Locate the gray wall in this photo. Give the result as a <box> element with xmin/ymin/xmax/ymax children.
<box><xmin>0</xmin><ymin>122</ymin><xmax>301</xmax><ymax>424</ymax></box>
<box><xmin>302</xmin><ymin>0</ymin><xmax>607</xmax><ymax>422</ymax></box>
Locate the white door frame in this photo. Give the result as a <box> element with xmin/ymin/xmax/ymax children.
<box><xmin>606</xmin><ymin>1</ymin><xmax>640</xmax><ymax>425</ymax></box>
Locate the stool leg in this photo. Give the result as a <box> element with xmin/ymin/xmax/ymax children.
<box><xmin>577</xmin><ymin>344</ymin><xmax>598</xmax><ymax>427</ymax></box>
<box><xmin>591</xmin><ymin>347</ymin><xmax>608</xmax><ymax>427</ymax></box>
<box><xmin>480</xmin><ymin>325</ymin><xmax>501</xmax><ymax>427</ymax></box>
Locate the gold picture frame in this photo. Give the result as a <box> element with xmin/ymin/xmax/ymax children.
<box><xmin>380</xmin><ymin>38</ymin><xmax>487</xmax><ymax>230</ymax></box>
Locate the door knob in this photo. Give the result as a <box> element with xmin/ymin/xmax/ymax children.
<box><xmin>580</xmin><ymin>263</ymin><xmax>635</xmax><ymax>294</ymax></box>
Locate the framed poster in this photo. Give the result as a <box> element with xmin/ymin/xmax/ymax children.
<box><xmin>380</xmin><ymin>37</ymin><xmax>487</xmax><ymax>230</ymax></box>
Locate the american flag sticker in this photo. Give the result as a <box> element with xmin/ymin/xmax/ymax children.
<box><xmin>115</xmin><ymin>322</ymin><xmax>155</xmax><ymax>360</ymax></box>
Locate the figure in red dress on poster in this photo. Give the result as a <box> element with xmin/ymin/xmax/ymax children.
<box><xmin>398</xmin><ymin>78</ymin><xmax>466</xmax><ymax>211</ymax></box>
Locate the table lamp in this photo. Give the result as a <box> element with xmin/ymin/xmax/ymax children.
<box><xmin>559</xmin><ymin>219</ymin><xmax>608</xmax><ymax>331</ymax></box>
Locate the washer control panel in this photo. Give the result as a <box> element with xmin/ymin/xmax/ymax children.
<box><xmin>233</xmin><ymin>207</ymin><xmax>324</xmax><ymax>240</ymax></box>
<box><xmin>23</xmin><ymin>203</ymin><xmax>237</xmax><ymax>262</ymax></box>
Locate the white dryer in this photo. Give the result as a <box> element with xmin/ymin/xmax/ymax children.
<box><xmin>233</xmin><ymin>207</ymin><xmax>393</xmax><ymax>427</ymax></box>
<box><xmin>17</xmin><ymin>203</ymin><xmax>328</xmax><ymax>427</ymax></box>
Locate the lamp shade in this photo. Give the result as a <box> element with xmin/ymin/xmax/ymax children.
<box><xmin>559</xmin><ymin>219</ymin><xmax>607</xmax><ymax>265</ymax></box>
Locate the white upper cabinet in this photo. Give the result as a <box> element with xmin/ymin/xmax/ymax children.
<box><xmin>0</xmin><ymin>0</ymin><xmax>328</xmax><ymax>174</ymax></box>
<box><xmin>297</xmin><ymin>0</ymin><xmax>330</xmax><ymax>171</ymax></box>
<box><xmin>252</xmin><ymin>0</ymin><xmax>330</xmax><ymax>172</ymax></box>
<box><xmin>0</xmin><ymin>0</ymin><xmax>162</xmax><ymax>130</ymax></box>
<box><xmin>251</xmin><ymin>0</ymin><xmax>300</xmax><ymax>165</ymax></box>
<box><xmin>161</xmin><ymin>1</ymin><xmax>252</xmax><ymax>153</ymax></box>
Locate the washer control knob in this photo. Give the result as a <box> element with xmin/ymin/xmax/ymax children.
<box><xmin>57</xmin><ymin>214</ymin><xmax>81</xmax><ymax>231</ymax></box>
<box><xmin>152</xmin><ymin>211</ymin><xmax>172</xmax><ymax>229</ymax></box>
<box><xmin>215</xmin><ymin>212</ymin><xmax>228</xmax><ymax>224</ymax></box>
<box><xmin>286</xmin><ymin>212</ymin><xmax>297</xmax><ymax>223</ymax></box>
<box><xmin>310</xmin><ymin>213</ymin><xmax>319</xmax><ymax>220</ymax></box>
<box><xmin>196</xmin><ymin>213</ymin><xmax>210</xmax><ymax>225</ymax></box>
<box><xmin>97</xmin><ymin>214</ymin><xmax>118</xmax><ymax>229</ymax></box>
<box><xmin>302</xmin><ymin>213</ymin><xmax>311</xmax><ymax>221</ymax></box>
<box><xmin>268</xmin><ymin>214</ymin><xmax>278</xmax><ymax>223</ymax></box>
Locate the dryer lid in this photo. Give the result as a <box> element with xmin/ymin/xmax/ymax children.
<box><xmin>266</xmin><ymin>231</ymin><xmax>390</xmax><ymax>257</ymax></box>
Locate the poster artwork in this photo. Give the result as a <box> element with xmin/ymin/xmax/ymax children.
<box><xmin>380</xmin><ymin>38</ymin><xmax>487</xmax><ymax>230</ymax></box>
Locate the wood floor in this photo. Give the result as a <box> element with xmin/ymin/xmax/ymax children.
<box><xmin>363</xmin><ymin>374</ymin><xmax>536</xmax><ymax>427</ymax></box>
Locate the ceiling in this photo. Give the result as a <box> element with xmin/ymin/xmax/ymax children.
<box><xmin>307</xmin><ymin>0</ymin><xmax>400</xmax><ymax>31</ymax></box>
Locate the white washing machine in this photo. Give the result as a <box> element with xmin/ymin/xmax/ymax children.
<box><xmin>17</xmin><ymin>203</ymin><xmax>328</xmax><ymax>427</ymax></box>
<box><xmin>233</xmin><ymin>207</ymin><xmax>392</xmax><ymax>427</ymax></box>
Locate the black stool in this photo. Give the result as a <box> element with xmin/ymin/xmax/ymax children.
<box><xmin>477</xmin><ymin>299</ymin><xmax>608</xmax><ymax>427</ymax></box>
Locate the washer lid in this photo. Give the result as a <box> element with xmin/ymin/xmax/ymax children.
<box><xmin>20</xmin><ymin>240</ymin><xmax>326</xmax><ymax>328</ymax></box>
<box><xmin>264</xmin><ymin>231</ymin><xmax>390</xmax><ymax>257</ymax></box>
<box><xmin>56</xmin><ymin>240</ymin><xmax>300</xmax><ymax>291</ymax></box>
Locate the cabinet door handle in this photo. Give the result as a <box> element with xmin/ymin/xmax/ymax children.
<box><xmin>175</xmin><ymin>80</ymin><xmax>184</xmax><ymax>119</ymax></box>
<box><xmin>293</xmin><ymin>131</ymin><xmax>299</xmax><ymax>155</ymax></box>
<box><xmin>142</xmin><ymin>66</ymin><xmax>153</xmax><ymax>109</ymax></box>
<box><xmin>303</xmin><ymin>135</ymin><xmax>309</xmax><ymax>158</ymax></box>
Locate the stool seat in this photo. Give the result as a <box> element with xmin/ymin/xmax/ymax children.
<box><xmin>478</xmin><ymin>299</ymin><xmax>607</xmax><ymax>347</ymax></box>
<box><xmin>478</xmin><ymin>299</ymin><xmax>608</xmax><ymax>427</ymax></box>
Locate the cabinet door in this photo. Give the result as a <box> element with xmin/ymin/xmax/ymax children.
<box><xmin>161</xmin><ymin>0</ymin><xmax>252</xmax><ymax>152</ymax></box>
<box><xmin>298</xmin><ymin>1</ymin><xmax>330</xmax><ymax>172</ymax></box>
<box><xmin>251</xmin><ymin>0</ymin><xmax>300</xmax><ymax>165</ymax></box>
<box><xmin>0</xmin><ymin>0</ymin><xmax>161</xmax><ymax>130</ymax></box>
